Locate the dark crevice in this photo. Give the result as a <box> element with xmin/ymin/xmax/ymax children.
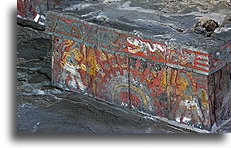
<box><xmin>37</xmin><ymin>70</ymin><xmax>52</xmax><ymax>81</ymax></box>
<box><xmin>17</xmin><ymin>17</ymin><xmax>45</xmax><ymax>31</ymax></box>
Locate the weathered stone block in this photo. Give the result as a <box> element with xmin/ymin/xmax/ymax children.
<box><xmin>40</xmin><ymin>0</ymin><xmax>231</xmax><ymax>132</ymax></box>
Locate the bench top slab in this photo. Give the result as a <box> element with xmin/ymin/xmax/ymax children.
<box><xmin>45</xmin><ymin>0</ymin><xmax>231</xmax><ymax>75</ymax></box>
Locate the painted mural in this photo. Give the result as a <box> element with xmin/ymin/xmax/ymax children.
<box><xmin>52</xmin><ymin>36</ymin><xmax>218</xmax><ymax>130</ymax></box>
<box><xmin>45</xmin><ymin>13</ymin><xmax>217</xmax><ymax>75</ymax></box>
<box><xmin>47</xmin><ymin>12</ymin><xmax>231</xmax><ymax>131</ymax></box>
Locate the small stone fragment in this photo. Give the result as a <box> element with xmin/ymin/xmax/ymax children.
<box><xmin>193</xmin><ymin>17</ymin><xmax>219</xmax><ymax>37</ymax></box>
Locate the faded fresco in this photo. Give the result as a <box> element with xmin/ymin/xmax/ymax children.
<box><xmin>17</xmin><ymin>0</ymin><xmax>231</xmax><ymax>132</ymax></box>
<box><xmin>46</xmin><ymin>12</ymin><xmax>231</xmax><ymax>131</ymax></box>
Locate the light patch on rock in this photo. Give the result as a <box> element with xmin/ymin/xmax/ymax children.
<box><xmin>63</xmin><ymin>3</ymin><xmax>92</xmax><ymax>11</ymax></box>
<box><xmin>214</xmin><ymin>27</ymin><xmax>231</xmax><ymax>33</ymax></box>
<box><xmin>95</xmin><ymin>14</ymin><xmax>108</xmax><ymax>21</ymax></box>
<box><xmin>103</xmin><ymin>0</ymin><xmax>121</xmax><ymax>4</ymax></box>
<box><xmin>190</xmin><ymin>12</ymin><xmax>226</xmax><ymax>25</ymax></box>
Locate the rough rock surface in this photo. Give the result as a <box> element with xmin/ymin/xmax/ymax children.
<box><xmin>49</xmin><ymin>0</ymin><xmax>231</xmax><ymax>45</ymax></box>
<box><xmin>17</xmin><ymin>94</ymin><xmax>194</xmax><ymax>133</ymax></box>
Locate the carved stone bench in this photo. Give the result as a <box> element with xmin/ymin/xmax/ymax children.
<box><xmin>18</xmin><ymin>0</ymin><xmax>231</xmax><ymax>132</ymax></box>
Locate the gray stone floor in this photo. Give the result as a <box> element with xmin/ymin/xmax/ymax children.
<box><xmin>16</xmin><ymin>24</ymin><xmax>231</xmax><ymax>134</ymax></box>
<box><xmin>17</xmin><ymin>94</ymin><xmax>192</xmax><ymax>133</ymax></box>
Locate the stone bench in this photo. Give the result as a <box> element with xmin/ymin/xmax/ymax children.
<box><xmin>18</xmin><ymin>0</ymin><xmax>231</xmax><ymax>132</ymax></box>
